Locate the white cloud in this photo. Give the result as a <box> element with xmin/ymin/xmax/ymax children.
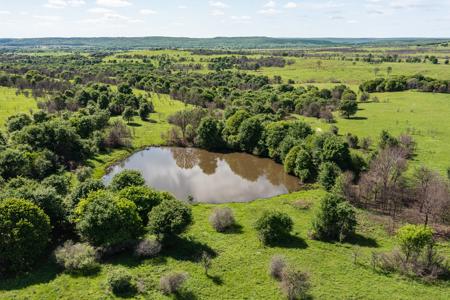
<box><xmin>231</xmin><ymin>15</ymin><xmax>252</xmax><ymax>24</ymax></box>
<box><xmin>88</xmin><ymin>7</ymin><xmax>113</xmax><ymax>14</ymax></box>
<box><xmin>96</xmin><ymin>0</ymin><xmax>132</xmax><ymax>8</ymax></box>
<box><xmin>0</xmin><ymin>10</ymin><xmax>12</xmax><ymax>15</ymax></box>
<box><xmin>44</xmin><ymin>0</ymin><xmax>86</xmax><ymax>9</ymax></box>
<box><xmin>264</xmin><ymin>1</ymin><xmax>277</xmax><ymax>8</ymax></box>
<box><xmin>284</xmin><ymin>2</ymin><xmax>299</xmax><ymax>9</ymax></box>
<box><xmin>209</xmin><ymin>1</ymin><xmax>229</xmax><ymax>8</ymax></box>
<box><xmin>34</xmin><ymin>15</ymin><xmax>63</xmax><ymax>21</ymax></box>
<box><xmin>258</xmin><ymin>8</ymin><xmax>281</xmax><ymax>15</ymax></box>
<box><xmin>178</xmin><ymin>5</ymin><xmax>187</xmax><ymax>9</ymax></box>
<box><xmin>140</xmin><ymin>9</ymin><xmax>157</xmax><ymax>15</ymax></box>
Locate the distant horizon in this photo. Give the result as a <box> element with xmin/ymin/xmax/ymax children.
<box><xmin>2</xmin><ymin>36</ymin><xmax>449</xmax><ymax>40</ymax></box>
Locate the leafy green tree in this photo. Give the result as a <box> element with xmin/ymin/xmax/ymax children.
<box><xmin>67</xmin><ymin>179</ymin><xmax>105</xmax><ymax>211</ymax></box>
<box><xmin>254</xmin><ymin>211</ymin><xmax>293</xmax><ymax>245</ymax></box>
<box><xmin>122</xmin><ymin>107</ymin><xmax>135</xmax><ymax>124</ymax></box>
<box><xmin>318</xmin><ymin>134</ymin><xmax>352</xmax><ymax>170</ymax></box>
<box><xmin>0</xmin><ymin>148</ymin><xmax>31</xmax><ymax>179</ymax></box>
<box><xmin>196</xmin><ymin>117</ymin><xmax>224</xmax><ymax>150</ymax></box>
<box><xmin>75</xmin><ymin>190</ymin><xmax>143</xmax><ymax>247</ymax></box>
<box><xmin>237</xmin><ymin>116</ymin><xmax>264</xmax><ymax>153</ymax></box>
<box><xmin>138</xmin><ymin>102</ymin><xmax>154</xmax><ymax>120</ymax></box>
<box><xmin>265</xmin><ymin>121</ymin><xmax>291</xmax><ymax>160</ymax></box>
<box><xmin>294</xmin><ymin>148</ymin><xmax>316</xmax><ymax>182</ymax></box>
<box><xmin>396</xmin><ymin>224</ymin><xmax>434</xmax><ymax>261</ymax></box>
<box><xmin>119</xmin><ymin>186</ymin><xmax>173</xmax><ymax>224</ymax></box>
<box><xmin>6</xmin><ymin>113</ymin><xmax>32</xmax><ymax>133</ymax></box>
<box><xmin>0</xmin><ymin>198</ymin><xmax>51</xmax><ymax>274</ymax></box>
<box><xmin>223</xmin><ymin>110</ymin><xmax>250</xmax><ymax>148</ymax></box>
<box><xmin>148</xmin><ymin>199</ymin><xmax>193</xmax><ymax>240</ymax></box>
<box><xmin>312</xmin><ymin>193</ymin><xmax>356</xmax><ymax>241</ymax></box>
<box><xmin>318</xmin><ymin>162</ymin><xmax>341</xmax><ymax>191</ymax></box>
<box><xmin>339</xmin><ymin>100</ymin><xmax>358</xmax><ymax>118</ymax></box>
<box><xmin>109</xmin><ymin>170</ymin><xmax>145</xmax><ymax>192</ymax></box>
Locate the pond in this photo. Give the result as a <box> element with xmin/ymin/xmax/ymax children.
<box><xmin>103</xmin><ymin>147</ymin><xmax>300</xmax><ymax>203</ymax></box>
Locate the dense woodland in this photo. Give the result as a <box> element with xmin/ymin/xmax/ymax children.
<box><xmin>0</xmin><ymin>45</ymin><xmax>449</xmax><ymax>299</ymax></box>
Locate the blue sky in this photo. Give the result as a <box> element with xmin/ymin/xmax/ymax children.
<box><xmin>0</xmin><ymin>0</ymin><xmax>449</xmax><ymax>38</ymax></box>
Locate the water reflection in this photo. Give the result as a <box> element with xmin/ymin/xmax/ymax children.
<box><xmin>103</xmin><ymin>147</ymin><xmax>300</xmax><ymax>203</ymax></box>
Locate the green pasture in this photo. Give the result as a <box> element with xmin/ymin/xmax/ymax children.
<box><xmin>1</xmin><ymin>189</ymin><xmax>448</xmax><ymax>300</ymax></box>
<box><xmin>0</xmin><ymin>87</ymin><xmax>38</xmax><ymax>129</ymax></box>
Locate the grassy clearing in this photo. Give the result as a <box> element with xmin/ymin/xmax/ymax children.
<box><xmin>0</xmin><ymin>87</ymin><xmax>37</xmax><ymax>129</ymax></box>
<box><xmin>253</xmin><ymin>59</ymin><xmax>450</xmax><ymax>85</ymax></box>
<box><xmin>297</xmin><ymin>91</ymin><xmax>450</xmax><ymax>174</ymax></box>
<box><xmin>90</xmin><ymin>93</ymin><xmax>189</xmax><ymax>178</ymax></box>
<box><xmin>1</xmin><ymin>189</ymin><xmax>448</xmax><ymax>300</ymax></box>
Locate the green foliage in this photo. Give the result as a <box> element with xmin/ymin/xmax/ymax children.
<box><xmin>6</xmin><ymin>113</ymin><xmax>32</xmax><ymax>133</ymax></box>
<box><xmin>67</xmin><ymin>179</ymin><xmax>105</xmax><ymax>212</ymax></box>
<box><xmin>75</xmin><ymin>190</ymin><xmax>143</xmax><ymax>247</ymax></box>
<box><xmin>284</xmin><ymin>146</ymin><xmax>301</xmax><ymax>174</ymax></box>
<box><xmin>196</xmin><ymin>117</ymin><xmax>224</xmax><ymax>150</ymax></box>
<box><xmin>118</xmin><ymin>186</ymin><xmax>172</xmax><ymax>223</ymax></box>
<box><xmin>339</xmin><ymin>100</ymin><xmax>358</xmax><ymax>118</ymax></box>
<box><xmin>396</xmin><ymin>224</ymin><xmax>434</xmax><ymax>260</ymax></box>
<box><xmin>42</xmin><ymin>174</ymin><xmax>71</xmax><ymax>196</ymax></box>
<box><xmin>312</xmin><ymin>193</ymin><xmax>356</xmax><ymax>241</ymax></box>
<box><xmin>109</xmin><ymin>170</ymin><xmax>145</xmax><ymax>191</ymax></box>
<box><xmin>254</xmin><ymin>211</ymin><xmax>293</xmax><ymax>245</ymax></box>
<box><xmin>0</xmin><ymin>148</ymin><xmax>31</xmax><ymax>180</ymax></box>
<box><xmin>54</xmin><ymin>241</ymin><xmax>99</xmax><ymax>275</ymax></box>
<box><xmin>318</xmin><ymin>134</ymin><xmax>351</xmax><ymax>170</ymax></box>
<box><xmin>265</xmin><ymin>121</ymin><xmax>291</xmax><ymax>160</ymax></box>
<box><xmin>237</xmin><ymin>116</ymin><xmax>264</xmax><ymax>153</ymax></box>
<box><xmin>122</xmin><ymin>107</ymin><xmax>135</xmax><ymax>123</ymax></box>
<box><xmin>107</xmin><ymin>268</ymin><xmax>137</xmax><ymax>296</ymax></box>
<box><xmin>0</xmin><ymin>198</ymin><xmax>51</xmax><ymax>274</ymax></box>
<box><xmin>148</xmin><ymin>199</ymin><xmax>193</xmax><ymax>239</ymax></box>
<box><xmin>318</xmin><ymin>162</ymin><xmax>341</xmax><ymax>191</ymax></box>
<box><xmin>294</xmin><ymin>148</ymin><xmax>316</xmax><ymax>182</ymax></box>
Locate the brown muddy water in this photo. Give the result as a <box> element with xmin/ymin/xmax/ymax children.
<box><xmin>103</xmin><ymin>147</ymin><xmax>300</xmax><ymax>203</ymax></box>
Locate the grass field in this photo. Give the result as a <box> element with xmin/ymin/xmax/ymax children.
<box><xmin>298</xmin><ymin>91</ymin><xmax>450</xmax><ymax>174</ymax></box>
<box><xmin>1</xmin><ymin>189</ymin><xmax>449</xmax><ymax>300</ymax></box>
<box><xmin>90</xmin><ymin>92</ymin><xmax>189</xmax><ymax>178</ymax></box>
<box><xmin>0</xmin><ymin>87</ymin><xmax>37</xmax><ymax>129</ymax></box>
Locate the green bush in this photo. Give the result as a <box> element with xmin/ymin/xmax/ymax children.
<box><xmin>312</xmin><ymin>193</ymin><xmax>356</xmax><ymax>241</ymax></box>
<box><xmin>396</xmin><ymin>224</ymin><xmax>434</xmax><ymax>260</ymax></box>
<box><xmin>0</xmin><ymin>198</ymin><xmax>51</xmax><ymax>274</ymax></box>
<box><xmin>254</xmin><ymin>211</ymin><xmax>293</xmax><ymax>245</ymax></box>
<box><xmin>294</xmin><ymin>148</ymin><xmax>316</xmax><ymax>182</ymax></box>
<box><xmin>148</xmin><ymin>199</ymin><xmax>193</xmax><ymax>240</ymax></box>
<box><xmin>42</xmin><ymin>174</ymin><xmax>71</xmax><ymax>196</ymax></box>
<box><xmin>318</xmin><ymin>162</ymin><xmax>341</xmax><ymax>191</ymax></box>
<box><xmin>67</xmin><ymin>179</ymin><xmax>105</xmax><ymax>211</ymax></box>
<box><xmin>107</xmin><ymin>268</ymin><xmax>137</xmax><ymax>296</ymax></box>
<box><xmin>75</xmin><ymin>190</ymin><xmax>143</xmax><ymax>247</ymax></box>
<box><xmin>119</xmin><ymin>186</ymin><xmax>173</xmax><ymax>223</ymax></box>
<box><xmin>109</xmin><ymin>170</ymin><xmax>145</xmax><ymax>191</ymax></box>
<box><xmin>54</xmin><ymin>241</ymin><xmax>99</xmax><ymax>275</ymax></box>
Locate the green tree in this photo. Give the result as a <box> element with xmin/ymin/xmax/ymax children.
<box><xmin>148</xmin><ymin>199</ymin><xmax>193</xmax><ymax>240</ymax></box>
<box><xmin>312</xmin><ymin>193</ymin><xmax>357</xmax><ymax>241</ymax></box>
<box><xmin>196</xmin><ymin>117</ymin><xmax>224</xmax><ymax>150</ymax></box>
<box><xmin>109</xmin><ymin>170</ymin><xmax>145</xmax><ymax>192</ymax></box>
<box><xmin>254</xmin><ymin>211</ymin><xmax>293</xmax><ymax>245</ymax></box>
<box><xmin>237</xmin><ymin>116</ymin><xmax>264</xmax><ymax>153</ymax></box>
<box><xmin>318</xmin><ymin>162</ymin><xmax>341</xmax><ymax>191</ymax></box>
<box><xmin>339</xmin><ymin>100</ymin><xmax>358</xmax><ymax>118</ymax></box>
<box><xmin>75</xmin><ymin>190</ymin><xmax>143</xmax><ymax>247</ymax></box>
<box><xmin>0</xmin><ymin>198</ymin><xmax>51</xmax><ymax>274</ymax></box>
<box><xmin>396</xmin><ymin>224</ymin><xmax>434</xmax><ymax>261</ymax></box>
<box><xmin>122</xmin><ymin>107</ymin><xmax>135</xmax><ymax>124</ymax></box>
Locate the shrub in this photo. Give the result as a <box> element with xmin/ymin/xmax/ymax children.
<box><xmin>104</xmin><ymin>120</ymin><xmax>132</xmax><ymax>148</ymax></box>
<box><xmin>293</xmin><ymin>148</ymin><xmax>316</xmax><ymax>182</ymax></box>
<box><xmin>134</xmin><ymin>238</ymin><xmax>162</xmax><ymax>258</ymax></box>
<box><xmin>148</xmin><ymin>199</ymin><xmax>193</xmax><ymax>240</ymax></box>
<box><xmin>269</xmin><ymin>255</ymin><xmax>287</xmax><ymax>281</ymax></box>
<box><xmin>54</xmin><ymin>241</ymin><xmax>99</xmax><ymax>275</ymax></box>
<box><xmin>159</xmin><ymin>272</ymin><xmax>188</xmax><ymax>295</ymax></box>
<box><xmin>254</xmin><ymin>211</ymin><xmax>293</xmax><ymax>245</ymax></box>
<box><xmin>119</xmin><ymin>186</ymin><xmax>172</xmax><ymax>223</ymax></box>
<box><xmin>67</xmin><ymin>179</ymin><xmax>105</xmax><ymax>211</ymax></box>
<box><xmin>312</xmin><ymin>193</ymin><xmax>357</xmax><ymax>241</ymax></box>
<box><xmin>75</xmin><ymin>190</ymin><xmax>143</xmax><ymax>247</ymax></box>
<box><xmin>318</xmin><ymin>162</ymin><xmax>341</xmax><ymax>191</ymax></box>
<box><xmin>75</xmin><ymin>166</ymin><xmax>93</xmax><ymax>182</ymax></box>
<box><xmin>107</xmin><ymin>268</ymin><xmax>137</xmax><ymax>296</ymax></box>
<box><xmin>0</xmin><ymin>198</ymin><xmax>51</xmax><ymax>274</ymax></box>
<box><xmin>209</xmin><ymin>207</ymin><xmax>236</xmax><ymax>232</ymax></box>
<box><xmin>42</xmin><ymin>174</ymin><xmax>71</xmax><ymax>196</ymax></box>
<box><xmin>396</xmin><ymin>224</ymin><xmax>434</xmax><ymax>261</ymax></box>
<box><xmin>280</xmin><ymin>267</ymin><xmax>311</xmax><ymax>300</ymax></box>
<box><xmin>109</xmin><ymin>170</ymin><xmax>145</xmax><ymax>191</ymax></box>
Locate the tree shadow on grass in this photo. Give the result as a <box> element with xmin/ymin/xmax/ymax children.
<box><xmin>269</xmin><ymin>234</ymin><xmax>308</xmax><ymax>249</ymax></box>
<box><xmin>349</xmin><ymin>116</ymin><xmax>368</xmax><ymax>121</ymax></box>
<box><xmin>128</xmin><ymin>122</ymin><xmax>142</xmax><ymax>127</ymax></box>
<box><xmin>221</xmin><ymin>223</ymin><xmax>243</xmax><ymax>235</ymax></box>
<box><xmin>162</xmin><ymin>236</ymin><xmax>217</xmax><ymax>262</ymax></box>
<box><xmin>0</xmin><ymin>260</ymin><xmax>58</xmax><ymax>291</ymax></box>
<box><xmin>346</xmin><ymin>234</ymin><xmax>379</xmax><ymax>248</ymax></box>
<box><xmin>207</xmin><ymin>274</ymin><xmax>224</xmax><ymax>286</ymax></box>
<box><xmin>173</xmin><ymin>290</ymin><xmax>198</xmax><ymax>300</ymax></box>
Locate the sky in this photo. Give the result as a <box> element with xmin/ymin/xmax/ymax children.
<box><xmin>0</xmin><ymin>0</ymin><xmax>449</xmax><ymax>38</ymax></box>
